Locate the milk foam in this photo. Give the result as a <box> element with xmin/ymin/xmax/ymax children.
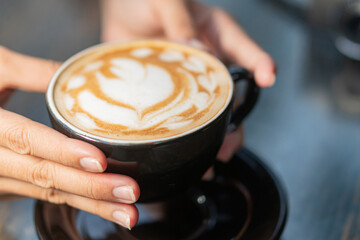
<box><xmin>97</xmin><ymin>60</ymin><xmax>174</xmax><ymax>111</ymax></box>
<box><xmin>54</xmin><ymin>41</ymin><xmax>231</xmax><ymax>140</ymax></box>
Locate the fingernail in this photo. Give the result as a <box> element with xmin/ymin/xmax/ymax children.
<box><xmin>187</xmin><ymin>39</ymin><xmax>209</xmax><ymax>51</ymax></box>
<box><xmin>113</xmin><ymin>211</ymin><xmax>131</xmax><ymax>230</ymax></box>
<box><xmin>80</xmin><ymin>157</ymin><xmax>103</xmax><ymax>172</ymax></box>
<box><xmin>113</xmin><ymin>186</ymin><xmax>136</xmax><ymax>203</ymax></box>
<box><xmin>257</xmin><ymin>71</ymin><xmax>276</xmax><ymax>88</ymax></box>
<box><xmin>269</xmin><ymin>74</ymin><xmax>276</xmax><ymax>87</ymax></box>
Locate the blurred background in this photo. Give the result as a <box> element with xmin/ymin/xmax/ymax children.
<box><xmin>1</xmin><ymin>0</ymin><xmax>360</xmax><ymax>239</ymax></box>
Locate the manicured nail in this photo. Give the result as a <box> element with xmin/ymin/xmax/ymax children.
<box><xmin>80</xmin><ymin>157</ymin><xmax>103</xmax><ymax>172</ymax></box>
<box><xmin>113</xmin><ymin>186</ymin><xmax>136</xmax><ymax>203</ymax></box>
<box><xmin>113</xmin><ymin>211</ymin><xmax>131</xmax><ymax>230</ymax></box>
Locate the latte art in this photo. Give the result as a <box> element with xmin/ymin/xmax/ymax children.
<box><xmin>54</xmin><ymin>40</ymin><xmax>231</xmax><ymax>140</ymax></box>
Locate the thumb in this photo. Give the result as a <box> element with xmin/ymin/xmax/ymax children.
<box><xmin>0</xmin><ymin>46</ymin><xmax>61</xmax><ymax>93</ymax></box>
<box><xmin>154</xmin><ymin>0</ymin><xmax>197</xmax><ymax>42</ymax></box>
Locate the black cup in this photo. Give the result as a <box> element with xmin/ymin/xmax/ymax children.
<box><xmin>46</xmin><ymin>42</ymin><xmax>259</xmax><ymax>202</ymax></box>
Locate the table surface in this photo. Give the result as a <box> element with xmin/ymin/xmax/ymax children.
<box><xmin>1</xmin><ymin>0</ymin><xmax>360</xmax><ymax>239</ymax></box>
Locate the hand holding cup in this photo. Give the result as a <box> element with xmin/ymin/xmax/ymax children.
<box><xmin>46</xmin><ymin>40</ymin><xmax>259</xmax><ymax>202</ymax></box>
<box><xmin>0</xmin><ymin>46</ymin><xmax>140</xmax><ymax>229</ymax></box>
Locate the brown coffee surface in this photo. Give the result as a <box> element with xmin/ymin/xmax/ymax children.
<box><xmin>54</xmin><ymin>40</ymin><xmax>231</xmax><ymax>140</ymax></box>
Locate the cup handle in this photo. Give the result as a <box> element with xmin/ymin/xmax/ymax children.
<box><xmin>227</xmin><ymin>66</ymin><xmax>260</xmax><ymax>132</ymax></box>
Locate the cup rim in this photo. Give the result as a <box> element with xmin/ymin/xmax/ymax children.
<box><xmin>46</xmin><ymin>39</ymin><xmax>234</xmax><ymax>145</ymax></box>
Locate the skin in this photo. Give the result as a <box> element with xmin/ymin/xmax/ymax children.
<box><xmin>0</xmin><ymin>47</ymin><xmax>139</xmax><ymax>230</ymax></box>
<box><xmin>101</xmin><ymin>0</ymin><xmax>276</xmax><ymax>161</ymax></box>
<box><xmin>0</xmin><ymin>0</ymin><xmax>276</xmax><ymax>230</ymax></box>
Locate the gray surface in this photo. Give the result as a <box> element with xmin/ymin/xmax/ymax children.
<box><xmin>1</xmin><ymin>0</ymin><xmax>360</xmax><ymax>239</ymax></box>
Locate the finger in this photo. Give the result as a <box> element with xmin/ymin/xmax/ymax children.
<box><xmin>0</xmin><ymin>177</ymin><xmax>139</xmax><ymax>229</ymax></box>
<box><xmin>0</xmin><ymin>108</ymin><xmax>107</xmax><ymax>172</ymax></box>
<box><xmin>214</xmin><ymin>9</ymin><xmax>276</xmax><ymax>87</ymax></box>
<box><xmin>205</xmin><ymin>126</ymin><xmax>244</xmax><ymax>179</ymax></box>
<box><xmin>202</xmin><ymin>166</ymin><xmax>215</xmax><ymax>180</ymax></box>
<box><xmin>0</xmin><ymin>146</ymin><xmax>140</xmax><ymax>203</ymax></box>
<box><xmin>0</xmin><ymin>89</ymin><xmax>14</xmax><ymax>106</ymax></box>
<box><xmin>195</xmin><ymin>5</ymin><xmax>276</xmax><ymax>87</ymax></box>
<box><xmin>0</xmin><ymin>46</ymin><xmax>60</xmax><ymax>92</ymax></box>
<box><xmin>216</xmin><ymin>126</ymin><xmax>244</xmax><ymax>162</ymax></box>
<box><xmin>153</xmin><ymin>0</ymin><xmax>197</xmax><ymax>42</ymax></box>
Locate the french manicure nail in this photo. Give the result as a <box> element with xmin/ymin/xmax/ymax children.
<box><xmin>113</xmin><ymin>186</ymin><xmax>136</xmax><ymax>203</ymax></box>
<box><xmin>113</xmin><ymin>211</ymin><xmax>131</xmax><ymax>230</ymax></box>
<box><xmin>80</xmin><ymin>157</ymin><xmax>103</xmax><ymax>172</ymax></box>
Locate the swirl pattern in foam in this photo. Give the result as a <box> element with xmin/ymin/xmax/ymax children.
<box><xmin>54</xmin><ymin>40</ymin><xmax>231</xmax><ymax>140</ymax></box>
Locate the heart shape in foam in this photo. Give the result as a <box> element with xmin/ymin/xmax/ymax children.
<box><xmin>97</xmin><ymin>58</ymin><xmax>174</xmax><ymax>114</ymax></box>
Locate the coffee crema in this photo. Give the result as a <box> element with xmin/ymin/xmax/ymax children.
<box><xmin>54</xmin><ymin>40</ymin><xmax>232</xmax><ymax>140</ymax></box>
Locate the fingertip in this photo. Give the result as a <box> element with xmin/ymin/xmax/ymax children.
<box><xmin>217</xmin><ymin>138</ymin><xmax>235</xmax><ymax>162</ymax></box>
<box><xmin>254</xmin><ymin>57</ymin><xmax>277</xmax><ymax>88</ymax></box>
<box><xmin>129</xmin><ymin>205</ymin><xmax>139</xmax><ymax>229</ymax></box>
<box><xmin>255</xmin><ymin>71</ymin><xmax>276</xmax><ymax>88</ymax></box>
<box><xmin>217</xmin><ymin>128</ymin><xmax>243</xmax><ymax>162</ymax></box>
<box><xmin>68</xmin><ymin>138</ymin><xmax>107</xmax><ymax>172</ymax></box>
<box><xmin>123</xmin><ymin>175</ymin><xmax>141</xmax><ymax>202</ymax></box>
<box><xmin>110</xmin><ymin>174</ymin><xmax>141</xmax><ymax>203</ymax></box>
<box><xmin>133</xmin><ymin>185</ymin><xmax>141</xmax><ymax>202</ymax></box>
<box><xmin>185</xmin><ymin>39</ymin><xmax>209</xmax><ymax>52</ymax></box>
<box><xmin>113</xmin><ymin>204</ymin><xmax>139</xmax><ymax>230</ymax></box>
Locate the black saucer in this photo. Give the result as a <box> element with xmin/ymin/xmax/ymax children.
<box><xmin>35</xmin><ymin>148</ymin><xmax>287</xmax><ymax>240</ymax></box>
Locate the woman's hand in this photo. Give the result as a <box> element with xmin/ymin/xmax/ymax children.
<box><xmin>101</xmin><ymin>0</ymin><xmax>276</xmax><ymax>161</ymax></box>
<box><xmin>0</xmin><ymin>47</ymin><xmax>139</xmax><ymax>229</ymax></box>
